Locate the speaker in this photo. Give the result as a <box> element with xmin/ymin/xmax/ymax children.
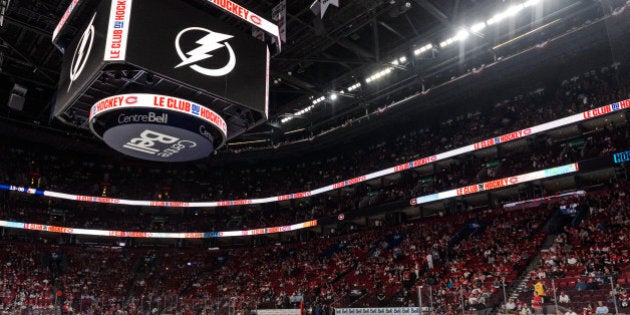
<box><xmin>8</xmin><ymin>83</ymin><xmax>27</xmax><ymax>111</ymax></box>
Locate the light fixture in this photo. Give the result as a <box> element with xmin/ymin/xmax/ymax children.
<box><xmin>505</xmin><ymin>4</ymin><xmax>525</xmax><ymax>17</ymax></box>
<box><xmin>0</xmin><ymin>0</ymin><xmax>9</xmax><ymax>27</ymax></box>
<box><xmin>455</xmin><ymin>29</ymin><xmax>470</xmax><ymax>41</ymax></box>
<box><xmin>470</xmin><ymin>22</ymin><xmax>486</xmax><ymax>33</ymax></box>
<box><xmin>414</xmin><ymin>44</ymin><xmax>433</xmax><ymax>55</ymax></box>
<box><xmin>347</xmin><ymin>82</ymin><xmax>362</xmax><ymax>92</ymax></box>
<box><xmin>487</xmin><ymin>0</ymin><xmax>539</xmax><ymax>25</ymax></box>
<box><xmin>523</xmin><ymin>0</ymin><xmax>540</xmax><ymax>7</ymax></box>
<box><xmin>366</xmin><ymin>67</ymin><xmax>393</xmax><ymax>83</ymax></box>
<box><xmin>439</xmin><ymin>38</ymin><xmax>455</xmax><ymax>48</ymax></box>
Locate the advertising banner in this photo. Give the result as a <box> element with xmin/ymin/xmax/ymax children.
<box><xmin>89</xmin><ymin>93</ymin><xmax>227</xmax><ymax>162</ymax></box>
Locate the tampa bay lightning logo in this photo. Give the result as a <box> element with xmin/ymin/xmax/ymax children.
<box><xmin>69</xmin><ymin>13</ymin><xmax>96</xmax><ymax>91</ymax></box>
<box><xmin>174</xmin><ymin>27</ymin><xmax>236</xmax><ymax>77</ymax></box>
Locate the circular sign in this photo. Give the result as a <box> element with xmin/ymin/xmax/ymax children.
<box><xmin>89</xmin><ymin>93</ymin><xmax>227</xmax><ymax>162</ymax></box>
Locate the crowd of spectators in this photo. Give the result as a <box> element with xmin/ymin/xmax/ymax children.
<box><xmin>0</xmin><ymin>64</ymin><xmax>629</xmax><ymax>234</ymax></box>
<box><xmin>1</xmin><ymin>189</ymin><xmax>627</xmax><ymax>314</ymax></box>
<box><xmin>0</xmin><ymin>27</ymin><xmax>629</xmax><ymax>315</ymax></box>
<box><xmin>505</xmin><ymin>186</ymin><xmax>630</xmax><ymax>314</ymax></box>
<box><xmin>0</xmin><ymin>201</ymin><xmax>549</xmax><ymax>314</ymax></box>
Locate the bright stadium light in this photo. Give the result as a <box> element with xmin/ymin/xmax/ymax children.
<box><xmin>440</xmin><ymin>29</ymin><xmax>468</xmax><ymax>48</ymax></box>
<box><xmin>366</xmin><ymin>67</ymin><xmax>393</xmax><ymax>83</ymax></box>
<box><xmin>505</xmin><ymin>4</ymin><xmax>525</xmax><ymax>17</ymax></box>
<box><xmin>391</xmin><ymin>56</ymin><xmax>408</xmax><ymax>65</ymax></box>
<box><xmin>487</xmin><ymin>0</ymin><xmax>541</xmax><ymax>25</ymax></box>
<box><xmin>523</xmin><ymin>0</ymin><xmax>541</xmax><ymax>7</ymax></box>
<box><xmin>487</xmin><ymin>11</ymin><xmax>509</xmax><ymax>25</ymax></box>
<box><xmin>330</xmin><ymin>92</ymin><xmax>337</xmax><ymax>101</ymax></box>
<box><xmin>0</xmin><ymin>0</ymin><xmax>9</xmax><ymax>27</ymax></box>
<box><xmin>470</xmin><ymin>22</ymin><xmax>486</xmax><ymax>33</ymax></box>
<box><xmin>455</xmin><ymin>29</ymin><xmax>470</xmax><ymax>41</ymax></box>
<box><xmin>439</xmin><ymin>37</ymin><xmax>455</xmax><ymax>48</ymax></box>
<box><xmin>414</xmin><ymin>44</ymin><xmax>433</xmax><ymax>55</ymax></box>
<box><xmin>347</xmin><ymin>82</ymin><xmax>361</xmax><ymax>92</ymax></box>
<box><xmin>486</xmin><ymin>14</ymin><xmax>501</xmax><ymax>25</ymax></box>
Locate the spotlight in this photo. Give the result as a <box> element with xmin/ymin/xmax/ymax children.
<box><xmin>470</xmin><ymin>22</ymin><xmax>486</xmax><ymax>33</ymax></box>
<box><xmin>455</xmin><ymin>29</ymin><xmax>470</xmax><ymax>41</ymax></box>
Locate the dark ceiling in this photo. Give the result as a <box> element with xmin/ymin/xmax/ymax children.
<box><xmin>0</xmin><ymin>0</ymin><xmax>625</xmax><ymax>155</ymax></box>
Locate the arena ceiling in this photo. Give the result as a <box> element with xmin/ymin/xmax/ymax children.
<box><xmin>0</xmin><ymin>0</ymin><xmax>620</xmax><ymax>153</ymax></box>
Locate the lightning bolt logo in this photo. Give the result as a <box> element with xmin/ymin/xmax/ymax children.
<box><xmin>175</xmin><ymin>32</ymin><xmax>233</xmax><ymax>68</ymax></box>
<box><xmin>174</xmin><ymin>27</ymin><xmax>237</xmax><ymax>77</ymax></box>
<box><xmin>68</xmin><ymin>13</ymin><xmax>96</xmax><ymax>91</ymax></box>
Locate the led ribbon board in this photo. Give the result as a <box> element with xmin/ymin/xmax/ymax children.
<box><xmin>336</xmin><ymin>308</ymin><xmax>421</xmax><ymax>315</ymax></box>
<box><xmin>0</xmin><ymin>164</ymin><xmax>578</xmax><ymax>239</ymax></box>
<box><xmin>207</xmin><ymin>0</ymin><xmax>280</xmax><ymax>47</ymax></box>
<box><xmin>503</xmin><ymin>190</ymin><xmax>586</xmax><ymax>208</ymax></box>
<box><xmin>89</xmin><ymin>93</ymin><xmax>227</xmax><ymax>162</ymax></box>
<box><xmin>613</xmin><ymin>149</ymin><xmax>630</xmax><ymax>164</ymax></box>
<box><xmin>0</xmin><ymin>219</ymin><xmax>317</xmax><ymax>239</ymax></box>
<box><xmin>52</xmin><ymin>0</ymin><xmax>82</xmax><ymax>48</ymax></box>
<box><xmin>410</xmin><ymin>163</ymin><xmax>580</xmax><ymax>206</ymax></box>
<box><xmin>3</xmin><ymin>99</ymin><xmax>628</xmax><ymax>206</ymax></box>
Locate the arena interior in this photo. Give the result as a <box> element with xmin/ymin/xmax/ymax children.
<box><xmin>0</xmin><ymin>0</ymin><xmax>630</xmax><ymax>314</ymax></box>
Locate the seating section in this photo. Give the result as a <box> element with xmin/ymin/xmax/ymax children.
<box><xmin>535</xmin><ymin>189</ymin><xmax>630</xmax><ymax>313</ymax></box>
<box><xmin>0</xmin><ymin>242</ymin><xmax>53</xmax><ymax>312</ymax></box>
<box><xmin>0</xmin><ymin>65</ymin><xmax>629</xmax><ymax>234</ymax></box>
<box><xmin>1</xmin><ymin>192</ymin><xmax>625</xmax><ymax>314</ymax></box>
<box><xmin>412</xmin><ymin>207</ymin><xmax>552</xmax><ymax>314</ymax></box>
<box><xmin>0</xmin><ymin>20</ymin><xmax>629</xmax><ymax>314</ymax></box>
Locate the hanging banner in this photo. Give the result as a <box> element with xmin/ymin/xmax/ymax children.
<box><xmin>252</xmin><ymin>27</ymin><xmax>265</xmax><ymax>42</ymax></box>
<box><xmin>310</xmin><ymin>0</ymin><xmax>339</xmax><ymax>18</ymax></box>
<box><xmin>271</xmin><ymin>0</ymin><xmax>287</xmax><ymax>43</ymax></box>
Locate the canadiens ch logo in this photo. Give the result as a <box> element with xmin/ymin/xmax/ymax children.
<box><xmin>174</xmin><ymin>27</ymin><xmax>236</xmax><ymax>77</ymax></box>
<box><xmin>69</xmin><ymin>13</ymin><xmax>96</xmax><ymax>91</ymax></box>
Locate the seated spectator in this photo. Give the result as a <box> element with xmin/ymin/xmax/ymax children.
<box><xmin>505</xmin><ymin>297</ymin><xmax>517</xmax><ymax>313</ymax></box>
<box><xmin>619</xmin><ymin>288</ymin><xmax>629</xmax><ymax>308</ymax></box>
<box><xmin>575</xmin><ymin>279</ymin><xmax>588</xmax><ymax>291</ymax></box>
<box><xmin>586</xmin><ymin>279</ymin><xmax>600</xmax><ymax>290</ymax></box>
<box><xmin>595</xmin><ymin>301</ymin><xmax>608</xmax><ymax>314</ymax></box>
<box><xmin>558</xmin><ymin>291</ymin><xmax>570</xmax><ymax>303</ymax></box>
<box><xmin>583</xmin><ymin>303</ymin><xmax>594</xmax><ymax>315</ymax></box>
